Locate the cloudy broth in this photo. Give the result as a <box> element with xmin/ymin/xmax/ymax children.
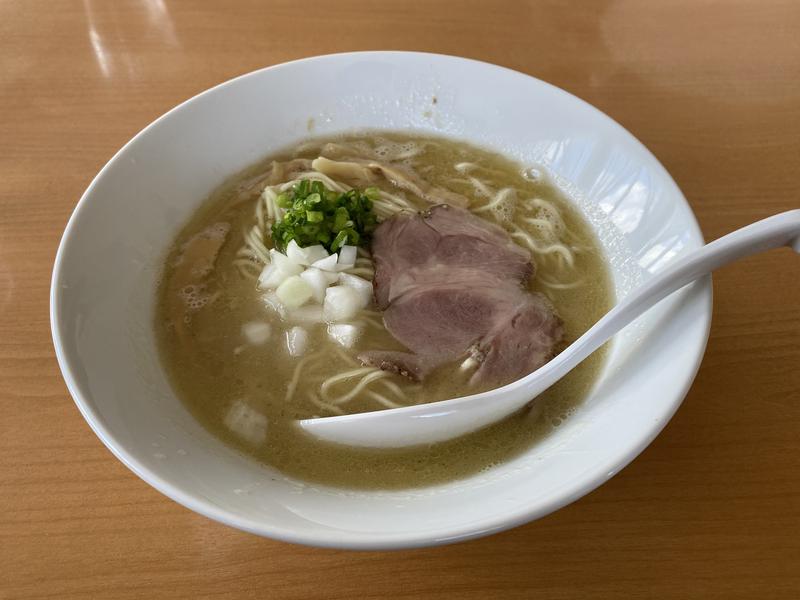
<box><xmin>156</xmin><ymin>133</ymin><xmax>613</xmax><ymax>489</ymax></box>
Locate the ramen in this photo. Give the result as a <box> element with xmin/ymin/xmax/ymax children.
<box><xmin>155</xmin><ymin>133</ymin><xmax>613</xmax><ymax>489</ymax></box>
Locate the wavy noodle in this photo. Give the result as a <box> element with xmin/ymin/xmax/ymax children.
<box><xmin>285</xmin><ymin>353</ymin><xmax>322</xmax><ymax>403</ymax></box>
<box><xmin>233</xmin><ymin>257</ymin><xmax>261</xmax><ymax>279</ymax></box>
<box><xmin>365</xmin><ymin>390</ymin><xmax>404</xmax><ymax>409</ymax></box>
<box><xmin>468</xmin><ymin>176</ymin><xmax>494</xmax><ymax>198</ymax></box>
<box><xmin>321</xmin><ymin>367</ymin><xmax>388</xmax><ymax>403</ymax></box>
<box><xmin>334</xmin><ymin>346</ymin><xmax>359</xmax><ymax>366</ymax></box>
<box><xmin>308</xmin><ymin>392</ymin><xmax>345</xmax><ymax>416</ymax></box>
<box><xmin>471</xmin><ymin>187</ymin><xmax>515</xmax><ymax>214</ymax></box>
<box><xmin>344</xmin><ymin>267</ymin><xmax>375</xmax><ymax>279</ymax></box>
<box><xmin>537</xmin><ymin>275</ymin><xmax>584</xmax><ymax>290</ymax></box>
<box><xmin>454</xmin><ymin>161</ymin><xmax>508</xmax><ymax>178</ymax></box>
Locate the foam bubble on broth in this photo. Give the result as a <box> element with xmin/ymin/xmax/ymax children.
<box><xmin>488</xmin><ymin>189</ymin><xmax>517</xmax><ymax>225</ymax></box>
<box><xmin>178</xmin><ymin>284</ymin><xmax>213</xmax><ymax>311</ymax></box>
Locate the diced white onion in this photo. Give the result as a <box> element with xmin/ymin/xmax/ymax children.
<box><xmin>323</xmin><ymin>286</ymin><xmax>365</xmax><ymax>322</ymax></box>
<box><xmin>287</xmin><ymin>304</ymin><xmax>324</xmax><ymax>324</ymax></box>
<box><xmin>319</xmin><ymin>269</ymin><xmax>340</xmax><ymax>286</ymax></box>
<box><xmin>303</xmin><ymin>245</ymin><xmax>329</xmax><ymax>265</ymax></box>
<box><xmin>337</xmin><ymin>245</ymin><xmax>357</xmax><ymax>269</ymax></box>
<box><xmin>262</xmin><ymin>292</ymin><xmax>287</xmax><ymax>319</ymax></box>
<box><xmin>258</xmin><ymin>264</ymin><xmax>294</xmax><ymax>290</ymax></box>
<box><xmin>337</xmin><ymin>273</ymin><xmax>373</xmax><ymax>307</ymax></box>
<box><xmin>241</xmin><ymin>321</ymin><xmax>271</xmax><ymax>345</ymax></box>
<box><xmin>285</xmin><ymin>240</ymin><xmax>306</xmax><ymax>265</ymax></box>
<box><xmin>299</xmin><ymin>268</ymin><xmax>330</xmax><ymax>304</ymax></box>
<box><xmin>286</xmin><ymin>326</ymin><xmax>309</xmax><ymax>356</ymax></box>
<box><xmin>311</xmin><ymin>254</ymin><xmax>339</xmax><ymax>272</ymax></box>
<box><xmin>286</xmin><ymin>240</ymin><xmax>329</xmax><ymax>266</ymax></box>
<box><xmin>269</xmin><ymin>248</ymin><xmax>303</xmax><ymax>276</ymax></box>
<box><xmin>276</xmin><ymin>275</ymin><xmax>313</xmax><ymax>309</ymax></box>
<box><xmin>223</xmin><ymin>400</ymin><xmax>267</xmax><ymax>445</ymax></box>
<box><xmin>327</xmin><ymin>323</ymin><xmax>362</xmax><ymax>349</ymax></box>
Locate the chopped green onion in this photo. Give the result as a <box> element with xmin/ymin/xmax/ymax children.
<box><xmin>276</xmin><ymin>193</ymin><xmax>291</xmax><ymax>208</ymax></box>
<box><xmin>330</xmin><ymin>230</ymin><xmax>349</xmax><ymax>251</ymax></box>
<box><xmin>296</xmin><ymin>179</ymin><xmax>309</xmax><ymax>198</ymax></box>
<box><xmin>271</xmin><ymin>180</ymin><xmax>377</xmax><ymax>252</ymax></box>
<box><xmin>332</xmin><ymin>206</ymin><xmax>350</xmax><ymax>232</ymax></box>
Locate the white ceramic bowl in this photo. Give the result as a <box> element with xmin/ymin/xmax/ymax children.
<box><xmin>51</xmin><ymin>52</ymin><xmax>711</xmax><ymax>549</ymax></box>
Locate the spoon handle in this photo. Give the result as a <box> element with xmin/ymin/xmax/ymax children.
<box><xmin>545</xmin><ymin>209</ymin><xmax>800</xmax><ymax>383</ymax></box>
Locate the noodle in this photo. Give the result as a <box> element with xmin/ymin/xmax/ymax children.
<box><xmin>468</xmin><ymin>176</ymin><xmax>494</xmax><ymax>197</ymax></box>
<box><xmin>321</xmin><ymin>367</ymin><xmax>391</xmax><ymax>405</ymax></box>
<box><xmin>537</xmin><ymin>275</ymin><xmax>584</xmax><ymax>290</ymax></box>
<box><xmin>309</xmin><ymin>392</ymin><xmax>345</xmax><ymax>416</ymax></box>
<box><xmin>334</xmin><ymin>346</ymin><xmax>359</xmax><ymax>366</ymax></box>
<box><xmin>329</xmin><ymin>373</ymin><xmax>390</xmax><ymax>406</ymax></box>
<box><xmin>471</xmin><ymin>187</ymin><xmax>515</xmax><ymax>214</ymax></box>
<box><xmin>285</xmin><ymin>353</ymin><xmax>321</xmax><ymax>403</ymax></box>
<box><xmin>365</xmin><ymin>391</ymin><xmax>404</xmax><ymax>409</ymax></box>
<box><xmin>343</xmin><ymin>267</ymin><xmax>375</xmax><ymax>279</ymax></box>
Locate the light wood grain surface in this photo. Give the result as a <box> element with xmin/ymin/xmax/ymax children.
<box><xmin>2</xmin><ymin>1</ymin><xmax>799</xmax><ymax>598</ymax></box>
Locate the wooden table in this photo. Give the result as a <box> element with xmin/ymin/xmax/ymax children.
<box><xmin>2</xmin><ymin>1</ymin><xmax>799</xmax><ymax>598</ymax></box>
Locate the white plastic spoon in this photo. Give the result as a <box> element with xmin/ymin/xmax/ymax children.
<box><xmin>298</xmin><ymin>210</ymin><xmax>800</xmax><ymax>448</ymax></box>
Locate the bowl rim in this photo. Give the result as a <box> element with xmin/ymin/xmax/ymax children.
<box><xmin>50</xmin><ymin>50</ymin><xmax>712</xmax><ymax>550</ymax></box>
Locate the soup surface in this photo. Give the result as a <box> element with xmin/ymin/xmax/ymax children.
<box><xmin>156</xmin><ymin>133</ymin><xmax>614</xmax><ymax>489</ymax></box>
